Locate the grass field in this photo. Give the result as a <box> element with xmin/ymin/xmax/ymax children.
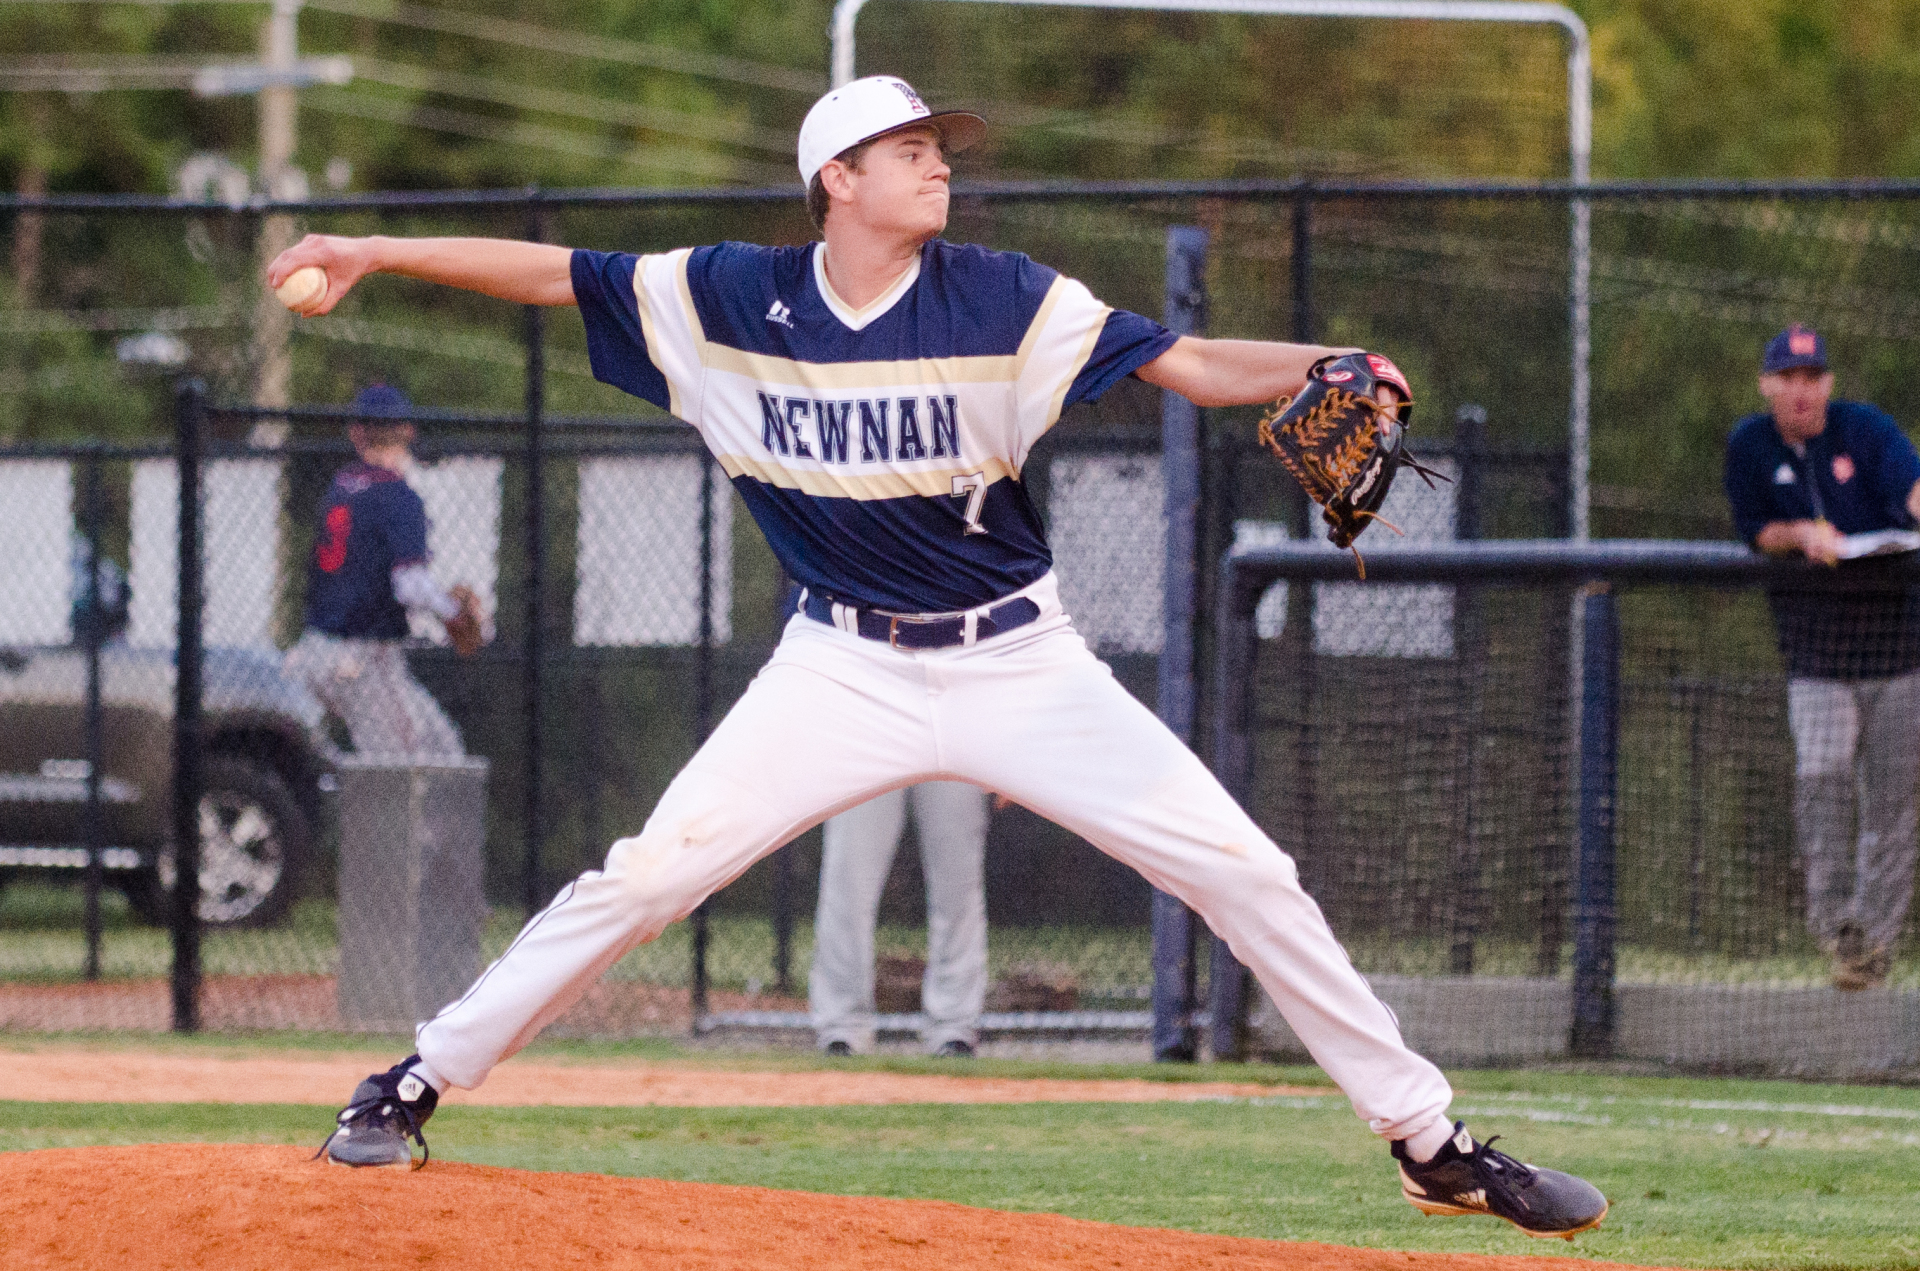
<box><xmin>2</xmin><ymin>1036</ymin><xmax>1918</xmax><ymax>1269</ymax></box>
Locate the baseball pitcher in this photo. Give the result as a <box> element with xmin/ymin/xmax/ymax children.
<box><xmin>279</xmin><ymin>76</ymin><xmax>1605</xmax><ymax>1239</ymax></box>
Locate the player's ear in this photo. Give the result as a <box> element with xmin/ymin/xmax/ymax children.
<box><xmin>819</xmin><ymin>158</ymin><xmax>859</xmax><ymax>205</ymax></box>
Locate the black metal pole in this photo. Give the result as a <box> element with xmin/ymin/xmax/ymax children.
<box><xmin>1685</xmin><ymin>679</ymin><xmax>1708</xmax><ymax>947</ymax></box>
<box><xmin>691</xmin><ymin>451</ymin><xmax>716</xmax><ymax>1027</ymax></box>
<box><xmin>768</xmin><ymin>548</ymin><xmax>794</xmax><ymax>995</ymax></box>
<box><xmin>522</xmin><ymin>188</ymin><xmax>548</xmax><ymax>920</ymax></box>
<box><xmin>1291</xmin><ymin>184</ymin><xmax>1314</xmax><ymax>344</ymax></box>
<box><xmin>1286</xmin><ymin>181</ymin><xmax>1321</xmax><ymax>914</ymax></box>
<box><xmin>171</xmin><ymin>380</ymin><xmax>206</xmax><ymax>1033</ymax></box>
<box><xmin>1570</xmin><ymin>584</ymin><xmax>1620</xmax><ymax>1057</ymax></box>
<box><xmin>771</xmin><ymin>566</ymin><xmax>796</xmax><ymax>998</ymax></box>
<box><xmin>1205</xmin><ymin>575</ymin><xmax>1259</xmax><ymax>1062</ymax></box>
<box><xmin>81</xmin><ymin>451</ymin><xmax>105</xmax><ymax>982</ymax></box>
<box><xmin>1448</xmin><ymin>406</ymin><xmax>1488</xmax><ymax>978</ymax></box>
<box><xmin>1537</xmin><ymin>460</ymin><xmax>1576</xmax><ymax>976</ymax></box>
<box><xmin>1151</xmin><ymin>225</ymin><xmax>1208</xmax><ymax>1063</ymax></box>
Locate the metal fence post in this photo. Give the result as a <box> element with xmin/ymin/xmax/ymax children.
<box><xmin>1291</xmin><ymin>182</ymin><xmax>1313</xmax><ymax>344</ymax></box>
<box><xmin>1151</xmin><ymin>224</ymin><xmax>1208</xmax><ymax>1062</ymax></box>
<box><xmin>171</xmin><ymin>379</ymin><xmax>207</xmax><ymax>1033</ymax></box>
<box><xmin>1448</xmin><ymin>405</ymin><xmax>1488</xmax><ymax>977</ymax></box>
<box><xmin>1570</xmin><ymin>582</ymin><xmax>1619</xmax><ymax>1057</ymax></box>
<box><xmin>1206</xmin><ymin>558</ymin><xmax>1259</xmax><ymax>1062</ymax></box>
<box><xmin>522</xmin><ymin>187</ymin><xmax>548</xmax><ymax>920</ymax></box>
<box><xmin>691</xmin><ymin>451</ymin><xmax>717</xmax><ymax>1028</ymax></box>
<box><xmin>1285</xmin><ymin>177</ymin><xmax>1322</xmax><ymax>907</ymax></box>
<box><xmin>81</xmin><ymin>450</ymin><xmax>106</xmax><ymax>982</ymax></box>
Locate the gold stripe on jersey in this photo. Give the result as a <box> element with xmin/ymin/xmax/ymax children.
<box><xmin>640</xmin><ymin>269</ymin><xmax>1091</xmax><ymax>397</ymax></box>
<box><xmin>631</xmin><ymin>247</ymin><xmax>1115</xmax><ymax>472</ymax></box>
<box><xmin>1012</xmin><ymin>279</ymin><xmax>1071</xmax><ymax>377</ymax></box>
<box><xmin>630</xmin><ymin>249</ymin><xmax>699</xmax><ymax>420</ymax></box>
<box><xmin>1044</xmin><ymin>305</ymin><xmax>1110</xmax><ymax>433</ymax></box>
<box><xmin>703</xmin><ymin>344</ymin><xmax>1020</xmax><ymax>390</ymax></box>
<box><xmin>716</xmin><ymin>451</ymin><xmax>1020</xmax><ymax>501</ymax></box>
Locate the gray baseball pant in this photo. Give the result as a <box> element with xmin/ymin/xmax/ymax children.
<box><xmin>809</xmin><ymin>781</ymin><xmax>988</xmax><ymax>1054</ymax></box>
<box><xmin>284</xmin><ymin>631</ymin><xmax>465</xmax><ymax>760</ymax></box>
<box><xmin>1788</xmin><ymin>668</ymin><xmax>1920</xmax><ymax>955</ymax></box>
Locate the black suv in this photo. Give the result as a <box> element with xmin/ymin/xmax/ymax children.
<box><xmin>0</xmin><ymin>643</ymin><xmax>336</xmax><ymax>927</ymax></box>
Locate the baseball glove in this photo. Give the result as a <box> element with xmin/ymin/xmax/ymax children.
<box><xmin>1256</xmin><ymin>351</ymin><xmax>1446</xmax><ymax>576</ymax></box>
<box><xmin>445</xmin><ymin>584</ymin><xmax>487</xmax><ymax>657</ymax></box>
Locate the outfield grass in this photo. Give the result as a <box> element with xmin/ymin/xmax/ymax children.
<box><xmin>1</xmin><ymin>1043</ymin><xmax>1917</xmax><ymax>1269</ymax></box>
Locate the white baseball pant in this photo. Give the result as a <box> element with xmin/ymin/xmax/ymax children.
<box><xmin>1788</xmin><ymin>669</ymin><xmax>1920</xmax><ymax>955</ymax></box>
<box><xmin>414</xmin><ymin>573</ymin><xmax>1453</xmax><ymax>1141</ymax></box>
<box><xmin>811</xmin><ymin>781</ymin><xmax>989</xmax><ymax>1054</ymax></box>
<box><xmin>283</xmin><ymin>630</ymin><xmax>464</xmax><ymax>760</ymax></box>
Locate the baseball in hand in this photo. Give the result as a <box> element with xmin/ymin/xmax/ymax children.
<box><xmin>274</xmin><ymin>265</ymin><xmax>329</xmax><ymax>315</ymax></box>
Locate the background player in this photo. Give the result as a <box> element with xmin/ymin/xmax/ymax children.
<box><xmin>280</xmin><ymin>75</ymin><xmax>1607</xmax><ymax>1238</ymax></box>
<box><xmin>1724</xmin><ymin>325</ymin><xmax>1920</xmax><ymax>991</ymax></box>
<box><xmin>283</xmin><ymin>382</ymin><xmax>486</xmax><ymax>758</ymax></box>
<box><xmin>812</xmin><ymin>782</ymin><xmax>990</xmax><ymax>1057</ymax></box>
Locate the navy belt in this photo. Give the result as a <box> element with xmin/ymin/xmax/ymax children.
<box><xmin>800</xmin><ymin>590</ymin><xmax>1042</xmax><ymax>650</ymax></box>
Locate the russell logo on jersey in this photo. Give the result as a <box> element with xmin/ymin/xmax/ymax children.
<box><xmin>766</xmin><ymin>299</ymin><xmax>795</xmax><ymax>329</ymax></box>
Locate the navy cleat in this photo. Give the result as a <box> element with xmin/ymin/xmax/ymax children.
<box><xmin>1392</xmin><ymin>1122</ymin><xmax>1607</xmax><ymax>1240</ymax></box>
<box><xmin>316</xmin><ymin>1055</ymin><xmax>439</xmax><ymax>1170</ymax></box>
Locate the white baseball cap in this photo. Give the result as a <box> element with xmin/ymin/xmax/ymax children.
<box><xmin>797</xmin><ymin>75</ymin><xmax>986</xmax><ymax>188</ymax></box>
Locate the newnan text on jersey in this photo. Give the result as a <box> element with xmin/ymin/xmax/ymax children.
<box><xmin>757</xmin><ymin>391</ymin><xmax>962</xmax><ymax>464</ymax></box>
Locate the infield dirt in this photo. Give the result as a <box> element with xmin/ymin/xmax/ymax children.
<box><xmin>0</xmin><ymin>1143</ymin><xmax>1668</xmax><ymax>1271</ymax></box>
<box><xmin>0</xmin><ymin>1047</ymin><xmax>1321</xmax><ymax>1106</ymax></box>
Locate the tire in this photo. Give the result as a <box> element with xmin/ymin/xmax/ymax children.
<box><xmin>123</xmin><ymin>756</ymin><xmax>313</xmax><ymax>929</ymax></box>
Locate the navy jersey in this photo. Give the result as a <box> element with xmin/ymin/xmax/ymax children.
<box><xmin>305</xmin><ymin>461</ymin><xmax>430</xmax><ymax>639</ymax></box>
<box><xmin>572</xmin><ymin>238</ymin><xmax>1177</xmax><ymax>613</ymax></box>
<box><xmin>1724</xmin><ymin>401</ymin><xmax>1920</xmax><ymax>542</ymax></box>
<box><xmin>1724</xmin><ymin>401</ymin><xmax>1920</xmax><ymax>680</ymax></box>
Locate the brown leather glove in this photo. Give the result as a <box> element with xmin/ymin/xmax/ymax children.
<box><xmin>445</xmin><ymin>584</ymin><xmax>487</xmax><ymax>657</ymax></box>
<box><xmin>1257</xmin><ymin>351</ymin><xmax>1445</xmax><ymax>576</ymax></box>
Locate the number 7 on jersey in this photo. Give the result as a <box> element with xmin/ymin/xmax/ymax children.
<box><xmin>951</xmin><ymin>471</ymin><xmax>989</xmax><ymax>536</ymax></box>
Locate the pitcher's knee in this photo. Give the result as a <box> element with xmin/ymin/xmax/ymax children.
<box><xmin>604</xmin><ymin>819</ymin><xmax>710</xmax><ymax>904</ymax></box>
<box><xmin>602</xmin><ymin>768</ymin><xmax>772</xmax><ymax>909</ymax></box>
<box><xmin>1207</xmin><ymin>836</ymin><xmax>1300</xmax><ymax>886</ymax></box>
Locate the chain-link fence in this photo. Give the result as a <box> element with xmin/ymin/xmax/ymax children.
<box><xmin>4</xmin><ymin>180</ymin><xmax>1920</xmax><ymax>1068</ymax></box>
<box><xmin>1220</xmin><ymin>543</ymin><xmax>1920</xmax><ymax>1078</ymax></box>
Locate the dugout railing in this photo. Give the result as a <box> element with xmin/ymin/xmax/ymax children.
<box><xmin>1210</xmin><ymin>538</ymin><xmax>1920</xmax><ymax>1080</ymax></box>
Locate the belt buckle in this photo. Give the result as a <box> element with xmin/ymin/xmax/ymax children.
<box><xmin>886</xmin><ymin>612</ymin><xmax>944</xmax><ymax>650</ymax></box>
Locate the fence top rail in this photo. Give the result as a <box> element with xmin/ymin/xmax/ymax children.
<box><xmin>204</xmin><ymin>404</ymin><xmax>683</xmax><ymax>432</ymax></box>
<box><xmin>0</xmin><ymin>435</ymin><xmax>710</xmax><ymax>462</ymax></box>
<box><xmin>0</xmin><ymin>420</ymin><xmax>1165</xmax><ymax>461</ymax></box>
<box><xmin>1224</xmin><ymin>537</ymin><xmax>1920</xmax><ymax>604</ymax></box>
<box><xmin>10</xmin><ymin>177</ymin><xmax>1920</xmax><ymax>216</ymax></box>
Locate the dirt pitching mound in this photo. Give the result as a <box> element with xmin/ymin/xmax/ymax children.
<box><xmin>2</xmin><ymin>1144</ymin><xmax>1659</xmax><ymax>1271</ymax></box>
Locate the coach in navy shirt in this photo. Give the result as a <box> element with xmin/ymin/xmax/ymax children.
<box><xmin>1723</xmin><ymin>325</ymin><xmax>1920</xmax><ymax>990</ymax></box>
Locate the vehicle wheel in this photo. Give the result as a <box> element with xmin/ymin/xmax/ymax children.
<box><xmin>122</xmin><ymin>756</ymin><xmax>312</xmax><ymax>928</ymax></box>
